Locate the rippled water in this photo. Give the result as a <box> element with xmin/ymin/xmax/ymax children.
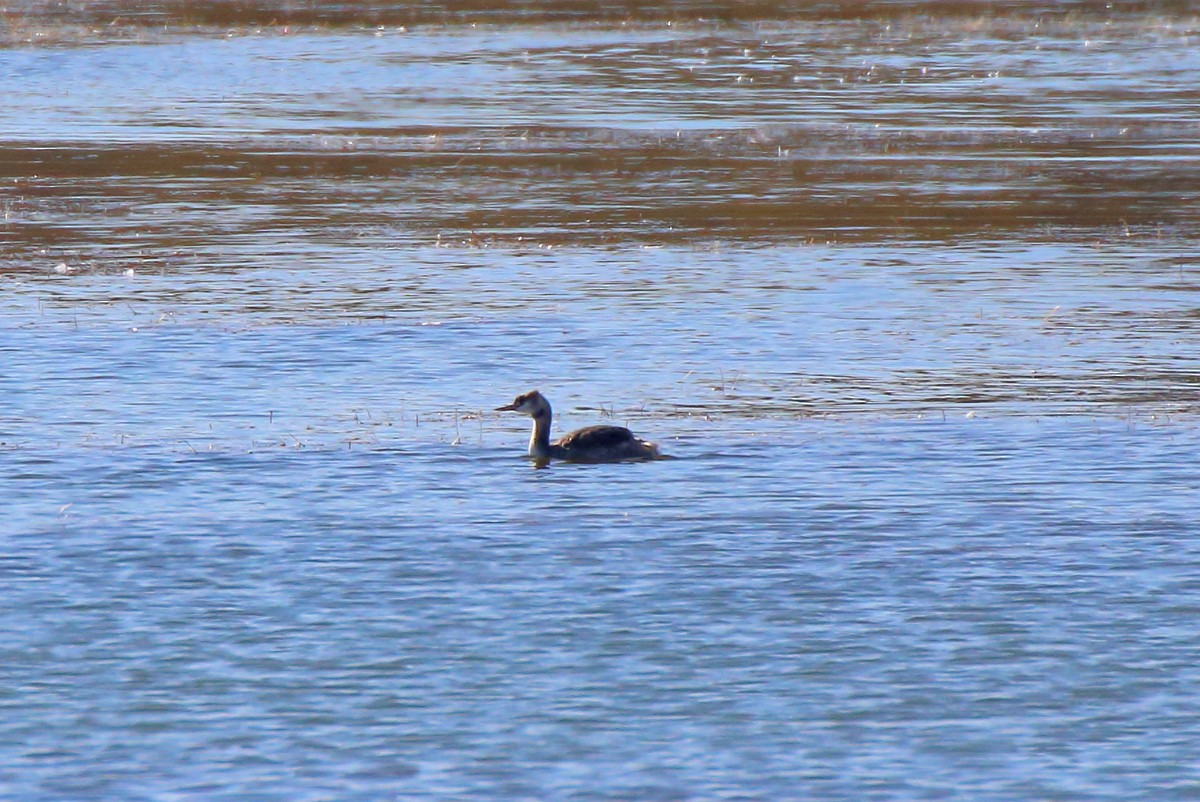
<box><xmin>4</xmin><ymin>3</ymin><xmax>1200</xmax><ymax>799</ymax></box>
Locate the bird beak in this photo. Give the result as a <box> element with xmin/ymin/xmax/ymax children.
<box><xmin>495</xmin><ymin>402</ymin><xmax>518</xmax><ymax>411</ymax></box>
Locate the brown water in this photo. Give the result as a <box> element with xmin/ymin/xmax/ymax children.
<box><xmin>4</xmin><ymin>3</ymin><xmax>1200</xmax><ymax>800</ymax></box>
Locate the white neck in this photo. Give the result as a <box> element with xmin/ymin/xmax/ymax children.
<box><xmin>528</xmin><ymin>410</ymin><xmax>552</xmax><ymax>457</ymax></box>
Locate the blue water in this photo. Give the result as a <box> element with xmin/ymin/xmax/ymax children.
<box><xmin>6</xmin><ymin>242</ymin><xmax>1200</xmax><ymax>800</ymax></box>
<box><xmin>5</xmin><ymin>416</ymin><xmax>1200</xmax><ymax>800</ymax></box>
<box><xmin>5</xmin><ymin>7</ymin><xmax>1200</xmax><ymax>800</ymax></box>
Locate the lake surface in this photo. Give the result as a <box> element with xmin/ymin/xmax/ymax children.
<box><xmin>3</xmin><ymin>2</ymin><xmax>1200</xmax><ymax>799</ymax></box>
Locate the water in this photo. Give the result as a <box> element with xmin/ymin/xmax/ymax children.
<box><xmin>4</xmin><ymin>3</ymin><xmax>1200</xmax><ymax>799</ymax></box>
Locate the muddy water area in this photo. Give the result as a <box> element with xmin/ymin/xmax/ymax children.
<box><xmin>4</xmin><ymin>2</ymin><xmax>1200</xmax><ymax>800</ymax></box>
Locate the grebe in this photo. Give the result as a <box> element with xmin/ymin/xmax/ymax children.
<box><xmin>496</xmin><ymin>390</ymin><xmax>660</xmax><ymax>463</ymax></box>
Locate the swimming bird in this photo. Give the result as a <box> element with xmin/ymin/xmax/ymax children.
<box><xmin>496</xmin><ymin>390</ymin><xmax>660</xmax><ymax>463</ymax></box>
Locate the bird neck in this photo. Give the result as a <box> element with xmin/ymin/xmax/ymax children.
<box><xmin>528</xmin><ymin>408</ymin><xmax>552</xmax><ymax>458</ymax></box>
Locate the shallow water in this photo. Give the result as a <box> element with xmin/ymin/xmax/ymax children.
<box><xmin>4</xmin><ymin>3</ymin><xmax>1200</xmax><ymax>800</ymax></box>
